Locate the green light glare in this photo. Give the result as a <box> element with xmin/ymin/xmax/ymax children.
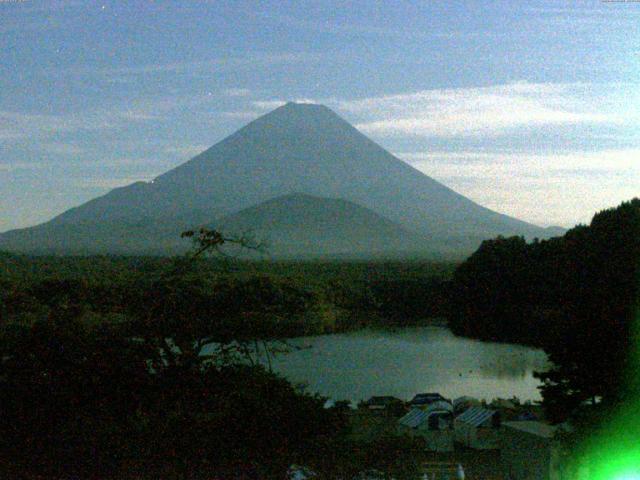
<box><xmin>577</xmin><ymin>409</ymin><xmax>640</xmax><ymax>479</ymax></box>
<box><xmin>572</xmin><ymin>307</ymin><xmax>640</xmax><ymax>479</ymax></box>
<box><xmin>585</xmin><ymin>444</ymin><xmax>640</xmax><ymax>479</ymax></box>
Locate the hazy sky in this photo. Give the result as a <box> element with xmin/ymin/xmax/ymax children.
<box><xmin>1</xmin><ymin>0</ymin><xmax>639</xmax><ymax>232</ymax></box>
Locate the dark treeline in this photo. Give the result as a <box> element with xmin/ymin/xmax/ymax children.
<box><xmin>1</xmin><ymin>254</ymin><xmax>454</xmax><ymax>337</ymax></box>
<box><xmin>448</xmin><ymin>199</ymin><xmax>640</xmax><ymax>423</ymax></box>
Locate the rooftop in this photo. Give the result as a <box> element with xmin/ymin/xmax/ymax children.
<box><xmin>410</xmin><ymin>393</ymin><xmax>448</xmax><ymax>405</ymax></box>
<box><xmin>456</xmin><ymin>407</ymin><xmax>497</xmax><ymax>427</ymax></box>
<box><xmin>398</xmin><ymin>408</ymin><xmax>429</xmax><ymax>428</ymax></box>
<box><xmin>503</xmin><ymin>421</ymin><xmax>557</xmax><ymax>439</ymax></box>
<box><xmin>364</xmin><ymin>396</ymin><xmax>403</xmax><ymax>406</ymax></box>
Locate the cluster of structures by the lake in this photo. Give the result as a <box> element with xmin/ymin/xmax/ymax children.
<box><xmin>349</xmin><ymin>392</ymin><xmax>563</xmax><ymax>480</ymax></box>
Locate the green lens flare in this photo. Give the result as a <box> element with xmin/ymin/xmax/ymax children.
<box><xmin>579</xmin><ymin>432</ymin><xmax>640</xmax><ymax>479</ymax></box>
<box><xmin>574</xmin><ymin>307</ymin><xmax>640</xmax><ymax>479</ymax></box>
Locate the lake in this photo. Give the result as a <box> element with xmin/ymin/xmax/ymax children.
<box><xmin>265</xmin><ymin>327</ymin><xmax>548</xmax><ymax>403</ymax></box>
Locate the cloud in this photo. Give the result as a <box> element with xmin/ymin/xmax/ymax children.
<box><xmin>43</xmin><ymin>143</ymin><xmax>86</xmax><ymax>156</ymax></box>
<box><xmin>105</xmin><ymin>157</ymin><xmax>169</xmax><ymax>167</ymax></box>
<box><xmin>1</xmin><ymin>87</ymin><xmax>273</xmax><ymax>144</ymax></box>
<box><xmin>401</xmin><ymin>148</ymin><xmax>640</xmax><ymax>178</ymax></box>
<box><xmin>0</xmin><ymin>108</ymin><xmax>157</xmax><ymax>142</ymax></box>
<box><xmin>217</xmin><ymin>111</ymin><xmax>262</xmax><ymax>120</ymax></box>
<box><xmin>0</xmin><ymin>111</ymin><xmax>88</xmax><ymax>140</ymax></box>
<box><xmin>253</xmin><ymin>11</ymin><xmax>494</xmax><ymax>41</ymax></box>
<box><xmin>252</xmin><ymin>98</ymin><xmax>319</xmax><ymax>110</ymax></box>
<box><xmin>0</xmin><ymin>156</ymin><xmax>172</xmax><ymax>175</ymax></box>
<box><xmin>224</xmin><ymin>88</ymin><xmax>251</xmax><ymax>97</ymax></box>
<box><xmin>75</xmin><ymin>177</ymin><xmax>152</xmax><ymax>189</ymax></box>
<box><xmin>245</xmin><ymin>82</ymin><xmax>636</xmax><ymax>140</ymax></box>
<box><xmin>69</xmin><ymin>52</ymin><xmax>324</xmax><ymax>79</ymax></box>
<box><xmin>6</xmin><ymin>0</ymin><xmax>85</xmax><ymax>13</ymax></box>
<box><xmin>117</xmin><ymin>110</ymin><xmax>163</xmax><ymax>122</ymax></box>
<box><xmin>252</xmin><ymin>100</ymin><xmax>287</xmax><ymax>110</ymax></box>
<box><xmin>0</xmin><ymin>1</ymin><xmax>85</xmax><ymax>33</ymax></box>
<box><xmin>333</xmin><ymin>82</ymin><xmax>630</xmax><ymax>138</ymax></box>
<box><xmin>0</xmin><ymin>162</ymin><xmax>49</xmax><ymax>172</ymax></box>
<box><xmin>0</xmin><ymin>92</ymin><xmax>220</xmax><ymax>142</ymax></box>
<box><xmin>527</xmin><ymin>5</ymin><xmax>640</xmax><ymax>23</ymax></box>
<box><xmin>164</xmin><ymin>145</ymin><xmax>209</xmax><ymax>158</ymax></box>
<box><xmin>401</xmin><ymin>148</ymin><xmax>640</xmax><ymax>226</ymax></box>
<box><xmin>0</xmin><ymin>131</ymin><xmax>24</xmax><ymax>142</ymax></box>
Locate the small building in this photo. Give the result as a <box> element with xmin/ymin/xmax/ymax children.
<box><xmin>491</xmin><ymin>397</ymin><xmax>519</xmax><ymax>410</ymax></box>
<box><xmin>409</xmin><ymin>392</ymin><xmax>449</xmax><ymax>408</ymax></box>
<box><xmin>399</xmin><ymin>408</ymin><xmax>429</xmax><ymax>430</ymax></box>
<box><xmin>422</xmin><ymin>462</ymin><xmax>466</xmax><ymax>479</ymax></box>
<box><xmin>398</xmin><ymin>404</ymin><xmax>454</xmax><ymax>452</ymax></box>
<box><xmin>399</xmin><ymin>405</ymin><xmax>452</xmax><ymax>431</ymax></box>
<box><xmin>501</xmin><ymin>421</ymin><xmax>561</xmax><ymax>480</ymax></box>
<box><xmin>515</xmin><ymin>411</ymin><xmax>539</xmax><ymax>422</ymax></box>
<box><xmin>426</xmin><ymin>401</ymin><xmax>454</xmax><ymax>428</ymax></box>
<box><xmin>454</xmin><ymin>406</ymin><xmax>501</xmax><ymax>450</ymax></box>
<box><xmin>453</xmin><ymin>396</ymin><xmax>481</xmax><ymax>415</ymax></box>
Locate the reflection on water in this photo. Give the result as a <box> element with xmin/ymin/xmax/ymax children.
<box><xmin>265</xmin><ymin>327</ymin><xmax>548</xmax><ymax>403</ymax></box>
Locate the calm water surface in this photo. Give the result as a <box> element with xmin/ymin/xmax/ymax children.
<box><xmin>266</xmin><ymin>327</ymin><xmax>548</xmax><ymax>403</ymax></box>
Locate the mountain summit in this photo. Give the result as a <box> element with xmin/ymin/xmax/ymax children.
<box><xmin>0</xmin><ymin>102</ymin><xmax>558</xmax><ymax>257</ymax></box>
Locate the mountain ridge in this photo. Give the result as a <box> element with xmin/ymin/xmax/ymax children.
<box><xmin>0</xmin><ymin>102</ymin><xmax>562</xmax><ymax>257</ymax></box>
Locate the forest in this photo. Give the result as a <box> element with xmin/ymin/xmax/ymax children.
<box><xmin>0</xmin><ymin>238</ymin><xmax>449</xmax><ymax>478</ymax></box>
<box><xmin>0</xmin><ymin>253</ymin><xmax>454</xmax><ymax>337</ymax></box>
<box><xmin>448</xmin><ymin>199</ymin><xmax>640</xmax><ymax>424</ymax></box>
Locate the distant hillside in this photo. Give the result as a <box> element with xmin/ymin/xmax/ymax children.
<box><xmin>0</xmin><ymin>216</ymin><xmax>190</xmax><ymax>256</ymax></box>
<box><xmin>0</xmin><ymin>102</ymin><xmax>561</xmax><ymax>257</ymax></box>
<box><xmin>216</xmin><ymin>193</ymin><xmax>427</xmax><ymax>259</ymax></box>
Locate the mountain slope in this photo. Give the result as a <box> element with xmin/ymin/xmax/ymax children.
<box><xmin>0</xmin><ymin>102</ymin><xmax>559</xmax><ymax>256</ymax></box>
<box><xmin>216</xmin><ymin>193</ymin><xmax>426</xmax><ymax>258</ymax></box>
